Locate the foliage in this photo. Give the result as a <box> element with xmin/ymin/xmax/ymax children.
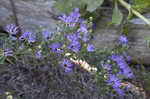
<box><xmin>112</xmin><ymin>0</ymin><xmax>123</xmax><ymax>25</ymax></box>
<box><xmin>0</xmin><ymin>8</ymin><xmax>134</xmax><ymax>97</ymax></box>
<box><xmin>131</xmin><ymin>0</ymin><xmax>150</xmax><ymax>13</ymax></box>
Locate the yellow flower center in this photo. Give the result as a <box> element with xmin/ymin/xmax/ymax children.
<box><xmin>66</xmin><ymin>22</ymin><xmax>70</xmax><ymax>26</ymax></box>
<box><xmin>104</xmin><ymin>65</ymin><xmax>108</xmax><ymax>69</ymax></box>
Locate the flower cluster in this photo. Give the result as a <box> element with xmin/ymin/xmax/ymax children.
<box><xmin>101</xmin><ymin>35</ymin><xmax>133</xmax><ymax>96</ymax></box>
<box><xmin>111</xmin><ymin>54</ymin><xmax>133</xmax><ymax>79</ymax></box>
<box><xmin>3</xmin><ymin>8</ymin><xmax>134</xmax><ymax>97</ymax></box>
<box><xmin>4</xmin><ymin>8</ymin><xmax>95</xmax><ymax>72</ymax></box>
<box><xmin>105</xmin><ymin>73</ymin><xmax>130</xmax><ymax>96</ymax></box>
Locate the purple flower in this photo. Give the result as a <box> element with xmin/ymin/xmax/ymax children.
<box><xmin>27</xmin><ymin>31</ymin><xmax>35</xmax><ymax>43</ymax></box>
<box><xmin>77</xmin><ymin>23</ymin><xmax>88</xmax><ymax>34</ymax></box>
<box><xmin>70</xmin><ymin>8</ymin><xmax>80</xmax><ymax>22</ymax></box>
<box><xmin>105</xmin><ymin>73</ymin><xmax>126</xmax><ymax>96</ymax></box>
<box><xmin>58</xmin><ymin>8</ymin><xmax>80</xmax><ymax>27</ymax></box>
<box><xmin>19</xmin><ymin>30</ymin><xmax>35</xmax><ymax>43</ymax></box>
<box><xmin>119</xmin><ymin>35</ymin><xmax>127</xmax><ymax>46</ymax></box>
<box><xmin>42</xmin><ymin>29</ymin><xmax>51</xmax><ymax>39</ymax></box>
<box><xmin>91</xmin><ymin>24</ymin><xmax>95</xmax><ymax>30</ymax></box>
<box><xmin>19</xmin><ymin>30</ymin><xmax>27</xmax><ymax>40</ymax></box>
<box><xmin>0</xmin><ymin>49</ymin><xmax>13</xmax><ymax>57</ymax></box>
<box><xmin>82</xmin><ymin>33</ymin><xmax>90</xmax><ymax>42</ymax></box>
<box><xmin>123</xmin><ymin>52</ymin><xmax>131</xmax><ymax>61</ymax></box>
<box><xmin>67</xmin><ymin>40</ymin><xmax>80</xmax><ymax>53</ymax></box>
<box><xmin>87</xmin><ymin>44</ymin><xmax>95</xmax><ymax>52</ymax></box>
<box><xmin>111</xmin><ymin>54</ymin><xmax>126</xmax><ymax>69</ymax></box>
<box><xmin>61</xmin><ymin>58</ymin><xmax>72</xmax><ymax>72</ymax></box>
<box><xmin>35</xmin><ymin>51</ymin><xmax>41</xmax><ymax>59</ymax></box>
<box><xmin>58</xmin><ymin>14</ymin><xmax>75</xmax><ymax>27</ymax></box>
<box><xmin>111</xmin><ymin>54</ymin><xmax>133</xmax><ymax>78</ymax></box>
<box><xmin>5</xmin><ymin>24</ymin><xmax>18</xmax><ymax>34</ymax></box>
<box><xmin>67</xmin><ymin>34</ymin><xmax>78</xmax><ymax>42</ymax></box>
<box><xmin>49</xmin><ymin>42</ymin><xmax>62</xmax><ymax>52</ymax></box>
<box><xmin>123</xmin><ymin>68</ymin><xmax>133</xmax><ymax>78</ymax></box>
<box><xmin>117</xmin><ymin>89</ymin><xmax>125</xmax><ymax>96</ymax></box>
<box><xmin>102</xmin><ymin>63</ymin><xmax>112</xmax><ymax>71</ymax></box>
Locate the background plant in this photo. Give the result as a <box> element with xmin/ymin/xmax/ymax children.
<box><xmin>0</xmin><ymin>7</ymin><xmax>134</xmax><ymax>97</ymax></box>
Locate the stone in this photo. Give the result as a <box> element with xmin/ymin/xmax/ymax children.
<box><xmin>0</xmin><ymin>0</ymin><xmax>57</xmax><ymax>32</ymax></box>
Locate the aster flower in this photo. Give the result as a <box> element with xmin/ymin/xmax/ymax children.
<box><xmin>27</xmin><ymin>31</ymin><xmax>36</xmax><ymax>43</ymax></box>
<box><xmin>117</xmin><ymin>89</ymin><xmax>125</xmax><ymax>96</ymax></box>
<box><xmin>35</xmin><ymin>51</ymin><xmax>41</xmax><ymax>59</ymax></box>
<box><xmin>101</xmin><ymin>63</ymin><xmax>112</xmax><ymax>71</ymax></box>
<box><xmin>58</xmin><ymin>8</ymin><xmax>80</xmax><ymax>28</ymax></box>
<box><xmin>49</xmin><ymin>42</ymin><xmax>62</xmax><ymax>52</ymax></box>
<box><xmin>67</xmin><ymin>34</ymin><xmax>78</xmax><ymax>42</ymax></box>
<box><xmin>5</xmin><ymin>24</ymin><xmax>18</xmax><ymax>34</ymax></box>
<box><xmin>70</xmin><ymin>8</ymin><xmax>80</xmax><ymax>22</ymax></box>
<box><xmin>61</xmin><ymin>58</ymin><xmax>72</xmax><ymax>72</ymax></box>
<box><xmin>19</xmin><ymin>30</ymin><xmax>35</xmax><ymax>43</ymax></box>
<box><xmin>87</xmin><ymin>44</ymin><xmax>95</xmax><ymax>52</ymax></box>
<box><xmin>104</xmin><ymin>73</ymin><xmax>128</xmax><ymax>96</ymax></box>
<box><xmin>77</xmin><ymin>23</ymin><xmax>88</xmax><ymax>34</ymax></box>
<box><xmin>119</xmin><ymin>35</ymin><xmax>127</xmax><ymax>46</ymax></box>
<box><xmin>42</xmin><ymin>29</ymin><xmax>51</xmax><ymax>40</ymax></box>
<box><xmin>82</xmin><ymin>33</ymin><xmax>90</xmax><ymax>42</ymax></box>
<box><xmin>67</xmin><ymin>40</ymin><xmax>80</xmax><ymax>53</ymax></box>
<box><xmin>123</xmin><ymin>68</ymin><xmax>133</xmax><ymax>78</ymax></box>
<box><xmin>58</xmin><ymin>14</ymin><xmax>75</xmax><ymax>27</ymax></box>
<box><xmin>123</xmin><ymin>52</ymin><xmax>131</xmax><ymax>61</ymax></box>
<box><xmin>0</xmin><ymin>49</ymin><xmax>13</xmax><ymax>57</ymax></box>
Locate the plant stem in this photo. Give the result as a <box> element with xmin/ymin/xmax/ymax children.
<box><xmin>118</xmin><ymin>0</ymin><xmax>150</xmax><ymax>27</ymax></box>
<box><xmin>9</xmin><ymin>0</ymin><xmax>21</xmax><ymax>36</ymax></box>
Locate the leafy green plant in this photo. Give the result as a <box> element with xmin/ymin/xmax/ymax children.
<box><xmin>1</xmin><ymin>8</ymin><xmax>134</xmax><ymax>97</ymax></box>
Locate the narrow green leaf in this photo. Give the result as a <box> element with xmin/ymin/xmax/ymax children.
<box><xmin>112</xmin><ymin>1</ymin><xmax>123</xmax><ymax>25</ymax></box>
<box><xmin>0</xmin><ymin>56</ymin><xmax>6</xmax><ymax>64</ymax></box>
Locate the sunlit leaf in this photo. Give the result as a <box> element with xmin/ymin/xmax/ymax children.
<box><xmin>112</xmin><ymin>1</ymin><xmax>123</xmax><ymax>25</ymax></box>
<box><xmin>83</xmin><ymin>0</ymin><xmax>104</xmax><ymax>12</ymax></box>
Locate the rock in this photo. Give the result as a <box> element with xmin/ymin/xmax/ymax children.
<box><xmin>92</xmin><ymin>10</ymin><xmax>150</xmax><ymax>65</ymax></box>
<box><xmin>0</xmin><ymin>0</ymin><xmax>57</xmax><ymax>32</ymax></box>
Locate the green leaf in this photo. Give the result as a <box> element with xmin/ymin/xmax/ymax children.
<box><xmin>131</xmin><ymin>0</ymin><xmax>150</xmax><ymax>13</ymax></box>
<box><xmin>0</xmin><ymin>56</ymin><xmax>6</xmax><ymax>64</ymax></box>
<box><xmin>83</xmin><ymin>0</ymin><xmax>104</xmax><ymax>12</ymax></box>
<box><xmin>54</xmin><ymin>0</ymin><xmax>84</xmax><ymax>14</ymax></box>
<box><xmin>112</xmin><ymin>1</ymin><xmax>123</xmax><ymax>25</ymax></box>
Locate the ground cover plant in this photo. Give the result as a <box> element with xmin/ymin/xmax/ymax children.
<box><xmin>0</xmin><ymin>6</ymin><xmax>137</xmax><ymax>98</ymax></box>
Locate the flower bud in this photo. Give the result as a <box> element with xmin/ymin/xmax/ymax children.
<box><xmin>88</xmin><ymin>29</ymin><xmax>93</xmax><ymax>33</ymax></box>
<box><xmin>89</xmin><ymin>17</ymin><xmax>93</xmax><ymax>21</ymax></box>
<box><xmin>38</xmin><ymin>45</ymin><xmax>42</xmax><ymax>49</ymax></box>
<box><xmin>107</xmin><ymin>60</ymin><xmax>111</xmax><ymax>64</ymax></box>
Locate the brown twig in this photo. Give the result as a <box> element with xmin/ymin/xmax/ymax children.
<box><xmin>9</xmin><ymin>0</ymin><xmax>21</xmax><ymax>36</ymax></box>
